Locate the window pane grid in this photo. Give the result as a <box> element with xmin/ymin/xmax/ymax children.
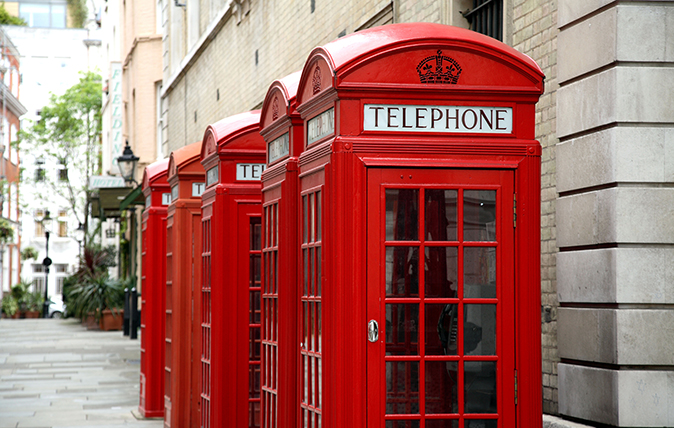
<box><xmin>201</xmin><ymin>217</ymin><xmax>212</xmax><ymax>426</ymax></box>
<box><xmin>383</xmin><ymin>187</ymin><xmax>499</xmax><ymax>426</ymax></box>
<box><xmin>262</xmin><ymin>204</ymin><xmax>279</xmax><ymax>428</ymax></box>
<box><xmin>249</xmin><ymin>217</ymin><xmax>262</xmax><ymax>428</ymax></box>
<box><xmin>301</xmin><ymin>190</ymin><xmax>322</xmax><ymax>428</ymax></box>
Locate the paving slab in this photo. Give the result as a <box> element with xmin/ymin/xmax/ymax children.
<box><xmin>0</xmin><ymin>318</ymin><xmax>163</xmax><ymax>428</ymax></box>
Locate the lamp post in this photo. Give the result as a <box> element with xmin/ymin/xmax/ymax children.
<box><xmin>41</xmin><ymin>211</ymin><xmax>52</xmax><ymax>319</ymax></box>
<box><xmin>117</xmin><ymin>141</ymin><xmax>139</xmax><ymax>184</ymax></box>
<box><xmin>74</xmin><ymin>222</ymin><xmax>85</xmax><ymax>257</ymax></box>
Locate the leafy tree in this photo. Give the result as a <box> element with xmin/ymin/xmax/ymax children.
<box><xmin>0</xmin><ymin>3</ymin><xmax>27</xmax><ymax>26</ymax></box>
<box><xmin>18</xmin><ymin>71</ymin><xmax>102</xmax><ymax>242</ymax></box>
<box><xmin>66</xmin><ymin>0</ymin><xmax>87</xmax><ymax>28</ymax></box>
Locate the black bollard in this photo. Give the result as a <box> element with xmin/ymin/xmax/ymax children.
<box><xmin>130</xmin><ymin>287</ymin><xmax>138</xmax><ymax>340</ymax></box>
<box><xmin>123</xmin><ymin>288</ymin><xmax>130</xmax><ymax>336</ymax></box>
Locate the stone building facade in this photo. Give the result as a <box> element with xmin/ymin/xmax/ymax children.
<box><xmin>156</xmin><ymin>1</ymin><xmax>673</xmax><ymax>426</ymax></box>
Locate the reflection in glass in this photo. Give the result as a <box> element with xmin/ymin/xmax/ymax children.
<box><xmin>386</xmin><ymin>304</ymin><xmax>419</xmax><ymax>356</ymax></box>
<box><xmin>465</xmin><ymin>420</ymin><xmax>497</xmax><ymax>428</ymax></box>
<box><xmin>464</xmin><ymin>305</ymin><xmax>496</xmax><ymax>356</ymax></box>
<box><xmin>463</xmin><ymin>247</ymin><xmax>496</xmax><ymax>298</ymax></box>
<box><xmin>425</xmin><ymin>304</ymin><xmax>457</xmax><ymax>356</ymax></box>
<box><xmin>386</xmin><ymin>189</ymin><xmax>419</xmax><ymax>241</ymax></box>
<box><xmin>464</xmin><ymin>361</ymin><xmax>497</xmax><ymax>414</ymax></box>
<box><xmin>464</xmin><ymin>190</ymin><xmax>496</xmax><ymax>241</ymax></box>
<box><xmin>425</xmin><ymin>247</ymin><xmax>458</xmax><ymax>298</ymax></box>
<box><xmin>426</xmin><ymin>420</ymin><xmax>459</xmax><ymax>428</ymax></box>
<box><xmin>386</xmin><ymin>247</ymin><xmax>419</xmax><ymax>297</ymax></box>
<box><xmin>386</xmin><ymin>421</ymin><xmax>421</xmax><ymax>428</ymax></box>
<box><xmin>425</xmin><ymin>189</ymin><xmax>457</xmax><ymax>241</ymax></box>
<box><xmin>386</xmin><ymin>361</ymin><xmax>419</xmax><ymax>414</ymax></box>
<box><xmin>425</xmin><ymin>361</ymin><xmax>458</xmax><ymax>414</ymax></box>
<box><xmin>386</xmin><ymin>420</ymin><xmax>418</xmax><ymax>428</ymax></box>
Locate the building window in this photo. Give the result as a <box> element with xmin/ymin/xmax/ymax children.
<box><xmin>35</xmin><ymin>209</ymin><xmax>45</xmax><ymax>237</ymax></box>
<box><xmin>55</xmin><ymin>276</ymin><xmax>65</xmax><ymax>294</ymax></box>
<box><xmin>54</xmin><ymin>263</ymin><xmax>68</xmax><ymax>273</ymax></box>
<box><xmin>58</xmin><ymin>166</ymin><xmax>68</xmax><ymax>181</ymax></box>
<box><xmin>32</xmin><ymin>277</ymin><xmax>45</xmax><ymax>293</ymax></box>
<box><xmin>58</xmin><ymin>220</ymin><xmax>67</xmax><ymax>237</ymax></box>
<box><xmin>462</xmin><ymin>0</ymin><xmax>503</xmax><ymax>41</ymax></box>
<box><xmin>106</xmin><ymin>228</ymin><xmax>116</xmax><ymax>238</ymax></box>
<box><xmin>19</xmin><ymin>2</ymin><xmax>66</xmax><ymax>28</ymax></box>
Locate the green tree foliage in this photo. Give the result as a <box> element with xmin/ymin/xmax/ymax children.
<box><xmin>0</xmin><ymin>2</ymin><xmax>27</xmax><ymax>26</ymax></box>
<box><xmin>18</xmin><ymin>71</ymin><xmax>102</xmax><ymax>237</ymax></box>
<box><xmin>66</xmin><ymin>0</ymin><xmax>87</xmax><ymax>28</ymax></box>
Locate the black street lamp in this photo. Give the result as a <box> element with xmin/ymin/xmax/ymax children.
<box><xmin>117</xmin><ymin>141</ymin><xmax>139</xmax><ymax>184</ymax></box>
<box><xmin>41</xmin><ymin>211</ymin><xmax>53</xmax><ymax>319</ymax></box>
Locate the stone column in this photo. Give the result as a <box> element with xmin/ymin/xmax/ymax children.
<box><xmin>556</xmin><ymin>1</ymin><xmax>674</xmax><ymax>426</ymax></box>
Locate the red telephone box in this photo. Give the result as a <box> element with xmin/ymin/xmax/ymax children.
<box><xmin>140</xmin><ymin>158</ymin><xmax>171</xmax><ymax>418</ymax></box>
<box><xmin>165</xmin><ymin>142</ymin><xmax>204</xmax><ymax>428</ymax></box>
<box><xmin>200</xmin><ymin>110</ymin><xmax>266</xmax><ymax>428</ymax></box>
<box><xmin>292</xmin><ymin>23</ymin><xmax>544</xmax><ymax>427</ymax></box>
<box><xmin>258</xmin><ymin>71</ymin><xmax>303</xmax><ymax>428</ymax></box>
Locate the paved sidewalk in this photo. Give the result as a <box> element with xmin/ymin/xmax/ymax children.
<box><xmin>0</xmin><ymin>318</ymin><xmax>164</xmax><ymax>428</ymax></box>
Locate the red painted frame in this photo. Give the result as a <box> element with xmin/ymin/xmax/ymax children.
<box><xmin>140</xmin><ymin>158</ymin><xmax>170</xmax><ymax>418</ymax></box>
<box><xmin>165</xmin><ymin>142</ymin><xmax>204</xmax><ymax>428</ymax></box>
<box><xmin>200</xmin><ymin>111</ymin><xmax>266</xmax><ymax>428</ymax></box>
<box><xmin>259</xmin><ymin>71</ymin><xmax>303</xmax><ymax>428</ymax></box>
<box><xmin>292</xmin><ymin>23</ymin><xmax>544</xmax><ymax>427</ymax></box>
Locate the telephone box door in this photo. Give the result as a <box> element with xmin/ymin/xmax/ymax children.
<box><xmin>367</xmin><ymin>168</ymin><xmax>515</xmax><ymax>428</ymax></box>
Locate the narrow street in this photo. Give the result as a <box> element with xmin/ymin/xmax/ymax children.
<box><xmin>0</xmin><ymin>319</ymin><xmax>163</xmax><ymax>428</ymax></box>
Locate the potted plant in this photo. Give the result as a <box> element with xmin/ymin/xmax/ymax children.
<box><xmin>68</xmin><ymin>275</ymin><xmax>125</xmax><ymax>330</ymax></box>
<box><xmin>1</xmin><ymin>295</ymin><xmax>19</xmax><ymax>318</ymax></box>
<box><xmin>65</xmin><ymin>243</ymin><xmax>125</xmax><ymax>330</ymax></box>
<box><xmin>23</xmin><ymin>290</ymin><xmax>45</xmax><ymax>318</ymax></box>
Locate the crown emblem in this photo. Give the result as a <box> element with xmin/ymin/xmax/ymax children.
<box><xmin>272</xmin><ymin>96</ymin><xmax>279</xmax><ymax>120</ymax></box>
<box><xmin>416</xmin><ymin>50</ymin><xmax>462</xmax><ymax>84</ymax></box>
<box><xmin>312</xmin><ymin>66</ymin><xmax>322</xmax><ymax>95</ymax></box>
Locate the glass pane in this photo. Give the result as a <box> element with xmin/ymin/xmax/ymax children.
<box><xmin>309</xmin><ymin>193</ymin><xmax>315</xmax><ymax>243</ymax></box>
<box><xmin>386</xmin><ymin>361</ymin><xmax>419</xmax><ymax>414</ymax></box>
<box><xmin>464</xmin><ymin>305</ymin><xmax>495</xmax><ymax>356</ymax></box>
<box><xmin>386</xmin><ymin>304</ymin><xmax>419</xmax><ymax>356</ymax></box>
<box><xmin>386</xmin><ymin>247</ymin><xmax>419</xmax><ymax>297</ymax></box>
<box><xmin>464</xmin><ymin>361</ymin><xmax>497</xmax><ymax>414</ymax></box>
<box><xmin>317</xmin><ymin>247</ymin><xmax>322</xmax><ymax>296</ymax></box>
<box><xmin>303</xmin><ymin>302</ymin><xmax>308</xmax><ymax>348</ymax></box>
<box><xmin>51</xmin><ymin>4</ymin><xmax>66</xmax><ymax>28</ymax></box>
<box><xmin>424</xmin><ymin>247</ymin><xmax>458</xmax><ymax>298</ymax></box>
<box><xmin>463</xmin><ymin>190</ymin><xmax>496</xmax><ymax>241</ymax></box>
<box><xmin>317</xmin><ymin>358</ymin><xmax>322</xmax><ymax>408</ymax></box>
<box><xmin>307</xmin><ymin>302</ymin><xmax>314</xmax><ymax>351</ymax></box>
<box><xmin>425</xmin><ymin>361</ymin><xmax>458</xmax><ymax>414</ymax></box>
<box><xmin>303</xmin><ymin>250</ymin><xmax>308</xmax><ymax>296</ymax></box>
<box><xmin>386</xmin><ymin>189</ymin><xmax>419</xmax><ymax>241</ymax></box>
<box><xmin>386</xmin><ymin>421</ymin><xmax>421</xmax><ymax>428</ymax></box>
<box><xmin>426</xmin><ymin>421</ymin><xmax>458</xmax><ymax>428</ymax></box>
<box><xmin>317</xmin><ymin>303</ymin><xmax>322</xmax><ymax>353</ymax></box>
<box><xmin>251</xmin><ymin>221</ymin><xmax>261</xmax><ymax>250</ymax></box>
<box><xmin>463</xmin><ymin>247</ymin><xmax>496</xmax><ymax>298</ymax></box>
<box><xmin>425</xmin><ymin>304</ymin><xmax>457</xmax><ymax>356</ymax></box>
<box><xmin>309</xmin><ymin>248</ymin><xmax>314</xmax><ymax>296</ymax></box>
<box><xmin>425</xmin><ymin>189</ymin><xmax>457</xmax><ymax>241</ymax></box>
<box><xmin>303</xmin><ymin>195</ymin><xmax>308</xmax><ymax>243</ymax></box>
<box><xmin>465</xmin><ymin>420</ymin><xmax>497</xmax><ymax>428</ymax></box>
<box><xmin>317</xmin><ymin>191</ymin><xmax>321</xmax><ymax>241</ymax></box>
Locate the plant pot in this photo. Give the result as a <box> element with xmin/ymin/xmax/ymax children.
<box><xmin>83</xmin><ymin>313</ymin><xmax>99</xmax><ymax>330</ymax></box>
<box><xmin>99</xmin><ymin>309</ymin><xmax>124</xmax><ymax>331</ymax></box>
<box><xmin>22</xmin><ymin>310</ymin><xmax>41</xmax><ymax>319</ymax></box>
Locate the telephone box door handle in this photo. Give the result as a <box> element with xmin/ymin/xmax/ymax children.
<box><xmin>368</xmin><ymin>319</ymin><xmax>379</xmax><ymax>343</ymax></box>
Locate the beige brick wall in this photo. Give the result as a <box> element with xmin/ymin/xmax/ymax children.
<box><xmin>163</xmin><ymin>0</ymin><xmax>463</xmax><ymax>153</ymax></box>
<box><xmin>512</xmin><ymin>0</ymin><xmax>559</xmax><ymax>415</ymax></box>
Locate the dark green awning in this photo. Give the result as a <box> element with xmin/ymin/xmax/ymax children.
<box><xmin>119</xmin><ymin>185</ymin><xmax>144</xmax><ymax>211</ymax></box>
